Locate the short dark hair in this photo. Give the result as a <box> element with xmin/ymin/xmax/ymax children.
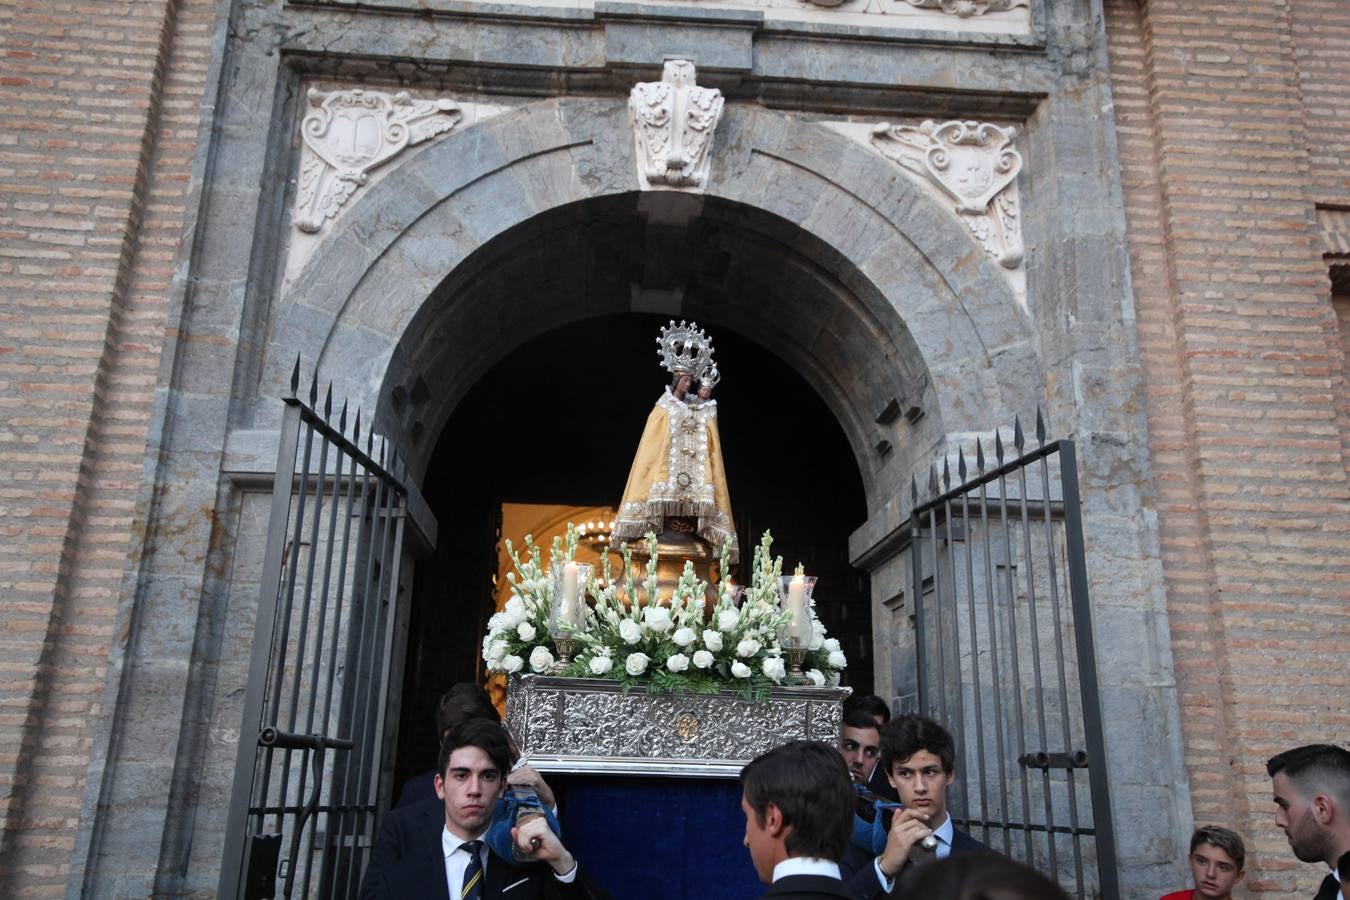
<box><xmin>1190</xmin><ymin>825</ymin><xmax>1245</xmax><ymax>871</ymax></box>
<box><xmin>903</xmin><ymin>852</ymin><xmax>1070</xmax><ymax>900</ymax></box>
<box><xmin>842</xmin><ymin>708</ymin><xmax>882</xmax><ymax>734</ymax></box>
<box><xmin>1267</xmin><ymin>744</ymin><xmax>1350</xmax><ymax>809</ymax></box>
<box><xmin>435</xmin><ymin>682</ymin><xmax>498</xmax><ymax>738</ymax></box>
<box><xmin>880</xmin><ymin>714</ymin><xmax>955</xmax><ymax>775</ymax></box>
<box><xmin>740</xmin><ymin>740</ymin><xmax>854</xmax><ymax>862</ymax></box>
<box><xmin>844</xmin><ymin>694</ymin><xmax>891</xmax><ymax>724</ymax></box>
<box><xmin>438</xmin><ymin>717</ymin><xmax>511</xmax><ymax>780</ymax></box>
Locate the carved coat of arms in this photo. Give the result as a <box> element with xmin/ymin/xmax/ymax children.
<box><xmin>629</xmin><ymin>60</ymin><xmax>725</xmax><ymax>191</ymax></box>
<box><xmin>871</xmin><ymin>119</ymin><xmax>1025</xmax><ymax>268</ymax></box>
<box><xmin>294</xmin><ymin>88</ymin><xmax>462</xmax><ymax>233</ymax></box>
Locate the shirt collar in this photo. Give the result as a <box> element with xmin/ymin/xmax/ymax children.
<box><xmin>772</xmin><ymin>857</ymin><xmax>842</xmax><ymax>882</ymax></box>
<box><xmin>931</xmin><ymin>812</ymin><xmax>954</xmax><ymax>847</ymax></box>
<box><xmin>442</xmin><ymin>825</ymin><xmax>490</xmax><ymax>859</ymax></box>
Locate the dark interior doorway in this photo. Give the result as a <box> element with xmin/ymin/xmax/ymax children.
<box><xmin>392</xmin><ymin>314</ymin><xmax>869</xmax><ymax>789</ymax></box>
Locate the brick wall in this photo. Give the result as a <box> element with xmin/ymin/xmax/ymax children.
<box><xmin>0</xmin><ymin>0</ymin><xmax>217</xmax><ymax>894</ymax></box>
<box><xmin>1105</xmin><ymin>1</ymin><xmax>1350</xmax><ymax>896</ymax></box>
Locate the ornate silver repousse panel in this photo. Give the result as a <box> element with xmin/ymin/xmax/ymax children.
<box><xmin>506</xmin><ymin>675</ymin><xmax>848</xmax><ymax>777</ymax></box>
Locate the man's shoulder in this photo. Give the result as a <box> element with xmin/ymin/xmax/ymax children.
<box><xmin>950</xmin><ymin>826</ymin><xmax>989</xmax><ymax>856</ymax></box>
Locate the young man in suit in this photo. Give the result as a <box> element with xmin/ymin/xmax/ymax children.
<box><xmin>840</xmin><ymin>714</ymin><xmax>985</xmax><ymax>899</ymax></box>
<box><xmin>1267</xmin><ymin>744</ymin><xmax>1350</xmax><ymax>900</ymax></box>
<box><xmin>740</xmin><ymin>740</ymin><xmax>857</xmax><ymax>899</ymax></box>
<box><xmin>359</xmin><ymin>718</ymin><xmax>601</xmax><ymax>900</ymax></box>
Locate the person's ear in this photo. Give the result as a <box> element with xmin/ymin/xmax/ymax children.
<box><xmin>763</xmin><ymin>802</ymin><xmax>787</xmax><ymax>838</ymax></box>
<box><xmin>1312</xmin><ymin>794</ymin><xmax>1335</xmax><ymax>825</ymax></box>
<box><xmin>434</xmin><ymin>773</ymin><xmax>446</xmax><ymax>800</ymax></box>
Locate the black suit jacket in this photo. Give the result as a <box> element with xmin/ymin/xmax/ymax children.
<box><xmin>1314</xmin><ymin>872</ymin><xmax>1341</xmax><ymax>900</ymax></box>
<box><xmin>358</xmin><ymin>797</ymin><xmax>605</xmax><ymax>900</ymax></box>
<box><xmin>759</xmin><ymin>874</ymin><xmax>856</xmax><ymax>900</ymax></box>
<box><xmin>839</xmin><ymin>822</ymin><xmax>988</xmax><ymax>900</ymax></box>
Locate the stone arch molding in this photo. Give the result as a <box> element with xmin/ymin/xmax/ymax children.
<box><xmin>267</xmin><ymin>97</ymin><xmax>1041</xmax><ymax>501</ymax></box>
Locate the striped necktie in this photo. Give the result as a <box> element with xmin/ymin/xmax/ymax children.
<box><xmin>459</xmin><ymin>840</ymin><xmax>484</xmax><ymax>900</ymax></box>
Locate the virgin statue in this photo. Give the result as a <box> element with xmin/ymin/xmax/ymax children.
<box><xmin>614</xmin><ymin>321</ymin><xmax>739</xmax><ymax>565</ymax></box>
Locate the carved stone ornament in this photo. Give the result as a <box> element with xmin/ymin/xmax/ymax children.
<box><xmin>629</xmin><ymin>60</ymin><xmax>725</xmax><ymax>192</ymax></box>
<box><xmin>901</xmin><ymin>0</ymin><xmax>1028</xmax><ymax>15</ymax></box>
<box><xmin>294</xmin><ymin>88</ymin><xmax>462</xmax><ymax>233</ymax></box>
<box><xmin>505</xmin><ymin>674</ymin><xmax>848</xmax><ymax>777</ymax></box>
<box><xmin>871</xmin><ymin>119</ymin><xmax>1024</xmax><ymax>268</ymax></box>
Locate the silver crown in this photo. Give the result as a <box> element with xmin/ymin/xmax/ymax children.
<box><xmin>699</xmin><ymin>365</ymin><xmax>721</xmax><ymax>389</ymax></box>
<box><xmin>656</xmin><ymin>320</ymin><xmax>715</xmax><ymax>376</ymax></box>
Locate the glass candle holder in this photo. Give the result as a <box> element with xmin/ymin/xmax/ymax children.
<box><xmin>775</xmin><ymin>574</ymin><xmax>817</xmax><ymax>650</ymax></box>
<box><xmin>549</xmin><ymin>562</ymin><xmax>592</xmax><ymax>669</ymax></box>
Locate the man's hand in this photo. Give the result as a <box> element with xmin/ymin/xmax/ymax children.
<box><xmin>512</xmin><ymin>816</ymin><xmax>576</xmax><ymax>876</ymax></box>
<box><xmin>507</xmin><ymin>764</ymin><xmax>556</xmax><ymax>809</ymax></box>
<box><xmin>877</xmin><ymin>808</ymin><xmax>933</xmax><ymax>878</ymax></box>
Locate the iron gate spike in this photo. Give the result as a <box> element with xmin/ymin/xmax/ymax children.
<box><xmin>1035</xmin><ymin>407</ymin><xmax>1046</xmax><ymax>446</ymax></box>
<box><xmin>1013</xmin><ymin>415</ymin><xmax>1025</xmax><ymax>454</ymax></box>
<box><xmin>308</xmin><ymin>368</ymin><xmax>319</xmax><ymax>406</ymax></box>
<box><xmin>289</xmin><ymin>356</ymin><xmax>301</xmax><ymax>397</ymax></box>
<box><xmin>976</xmin><ymin>437</ymin><xmax>986</xmax><ymax>474</ymax></box>
<box><xmin>958</xmin><ymin>447</ymin><xmax>967</xmax><ymax>483</ymax></box>
<box><xmin>928</xmin><ymin>464</ymin><xmax>939</xmax><ymax>496</ymax></box>
<box><xmin>942</xmin><ymin>456</ymin><xmax>951</xmax><ymax>491</ymax></box>
<box><xmin>324</xmin><ymin>384</ymin><xmax>333</xmax><ymax>420</ymax></box>
<box><xmin>995</xmin><ymin>430</ymin><xmax>1005</xmax><ymax>464</ymax></box>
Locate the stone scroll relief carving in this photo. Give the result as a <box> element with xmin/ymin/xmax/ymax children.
<box><xmin>896</xmin><ymin>0</ymin><xmax>1028</xmax><ymax>15</ymax></box>
<box><xmin>870</xmin><ymin>120</ymin><xmax>1024</xmax><ymax>269</ymax></box>
<box><xmin>294</xmin><ymin>88</ymin><xmax>462</xmax><ymax>233</ymax></box>
<box><xmin>629</xmin><ymin>60</ymin><xmax>725</xmax><ymax>192</ymax></box>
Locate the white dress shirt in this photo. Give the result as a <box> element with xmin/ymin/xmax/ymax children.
<box><xmin>441</xmin><ymin>825</ymin><xmax>579</xmax><ymax>896</ymax></box>
<box><xmin>442</xmin><ymin>827</ymin><xmax>490</xmax><ymax>898</ymax></box>
<box><xmin>772</xmin><ymin>856</ymin><xmax>842</xmax><ymax>882</ymax></box>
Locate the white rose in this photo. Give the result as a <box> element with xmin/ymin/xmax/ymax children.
<box><xmin>805</xmin><ymin>668</ymin><xmax>826</xmax><ymax>687</ymax></box>
<box><xmin>762</xmin><ymin>656</ymin><xmax>786</xmax><ymax>683</ymax></box>
<box><xmin>501</xmin><ymin>654</ymin><xmax>524</xmax><ymax>673</ymax></box>
<box><xmin>736</xmin><ymin>638</ymin><xmax>761</xmax><ymax>658</ymax></box>
<box><xmin>731</xmin><ymin>661</ymin><xmax>752</xmax><ymax>678</ymax></box>
<box><xmin>666</xmin><ymin>653</ymin><xmax>690</xmax><ymax>673</ymax></box>
<box><xmin>589</xmin><ymin>655</ymin><xmax>614</xmax><ymax>675</ymax></box>
<box><xmin>692</xmin><ymin>650</ymin><xmax>714</xmax><ymax>669</ymax></box>
<box><xmin>517</xmin><ymin>621</ymin><xmax>537</xmax><ymax>641</ymax></box>
<box><xmin>809</xmin><ymin>622</ymin><xmax>825</xmax><ymax>651</ymax></box>
<box><xmin>619</xmin><ymin>619</ymin><xmax>642</xmax><ymax>644</ymax></box>
<box><xmin>823</xmin><ymin>637</ymin><xmax>841</xmax><ymax>653</ymax></box>
<box><xmin>625</xmin><ymin>652</ymin><xmax>650</xmax><ymax>676</ymax></box>
<box><xmin>487</xmin><ymin>612</ymin><xmax>508</xmax><ymax>633</ymax></box>
<box><xmin>529</xmin><ymin>646</ymin><xmax>554</xmax><ymax>672</ymax></box>
<box><xmin>487</xmin><ymin>640</ymin><xmax>507</xmax><ymax>663</ymax></box>
<box><xmin>672</xmin><ymin>627</ymin><xmax>696</xmax><ymax>647</ymax></box>
<box><xmin>717</xmin><ymin>609</ymin><xmax>740</xmax><ymax>632</ymax></box>
<box><xmin>828</xmin><ymin>649</ymin><xmax>848</xmax><ymax>669</ymax></box>
<box><xmin>827</xmin><ymin>670</ymin><xmax>841</xmax><ymax>687</ymax></box>
<box><xmin>643</xmin><ymin>606</ymin><xmax>673</xmax><ymax>633</ymax></box>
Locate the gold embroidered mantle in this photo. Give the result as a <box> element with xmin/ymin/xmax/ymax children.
<box><xmin>615</xmin><ymin>389</ymin><xmax>737</xmax><ymax>563</ymax></box>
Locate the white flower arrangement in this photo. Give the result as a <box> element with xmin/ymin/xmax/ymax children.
<box><xmin>481</xmin><ymin>526</ymin><xmax>847</xmax><ymax>698</ymax></box>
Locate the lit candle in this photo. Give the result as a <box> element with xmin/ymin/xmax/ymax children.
<box><xmin>562</xmin><ymin>562</ymin><xmax>580</xmax><ymax>626</ymax></box>
<box><xmin>788</xmin><ymin>575</ymin><xmax>809</xmax><ymax>640</ymax></box>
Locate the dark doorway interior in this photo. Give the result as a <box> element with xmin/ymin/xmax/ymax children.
<box><xmin>393</xmin><ymin>314</ymin><xmax>869</xmax><ymax>789</ymax></box>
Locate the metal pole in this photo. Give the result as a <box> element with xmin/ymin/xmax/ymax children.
<box><xmin>218</xmin><ymin>399</ymin><xmax>303</xmax><ymax>900</ymax></box>
<box><xmin>996</xmin><ymin>450</ymin><xmax>1034</xmax><ymax>862</ymax></box>
<box><xmin>1057</xmin><ymin>441</ymin><xmax>1120</xmax><ymax>900</ymax></box>
<box><xmin>977</xmin><ymin>448</ymin><xmax>1012</xmax><ymax>855</ymax></box>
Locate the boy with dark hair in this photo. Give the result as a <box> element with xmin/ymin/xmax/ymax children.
<box><xmin>360</xmin><ymin>719</ymin><xmax>601</xmax><ymax>900</ymax></box>
<box><xmin>1267</xmin><ymin>744</ymin><xmax>1350</xmax><ymax>900</ymax></box>
<box><xmin>1159</xmin><ymin>826</ymin><xmax>1246</xmax><ymax>900</ymax></box>
<box><xmin>843</xmin><ymin>694</ymin><xmax>891</xmax><ymax>728</ymax></box>
<box><xmin>838</xmin><ymin>709</ymin><xmax>883</xmax><ymax>786</ymax></box>
<box><xmin>740</xmin><ymin>740</ymin><xmax>857</xmax><ymax>899</ymax></box>
<box><xmin>840</xmin><ymin>714</ymin><xmax>984</xmax><ymax>899</ymax></box>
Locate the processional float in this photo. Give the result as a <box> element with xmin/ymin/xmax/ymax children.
<box><xmin>479</xmin><ymin>322</ymin><xmax>851</xmax><ymax>896</ymax></box>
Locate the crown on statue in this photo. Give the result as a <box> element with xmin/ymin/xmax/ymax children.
<box><xmin>699</xmin><ymin>365</ymin><xmax>721</xmax><ymax>389</ymax></box>
<box><xmin>656</xmin><ymin>320</ymin><xmax>715</xmax><ymax>377</ymax></box>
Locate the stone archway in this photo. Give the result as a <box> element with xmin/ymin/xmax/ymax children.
<box><xmin>265</xmin><ymin>97</ymin><xmax>1044</xmax><ymax>520</ymax></box>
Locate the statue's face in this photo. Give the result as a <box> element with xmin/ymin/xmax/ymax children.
<box><xmin>697</xmin><ymin>385</ymin><xmax>712</xmax><ymax>399</ymax></box>
<box><xmin>675</xmin><ymin>374</ymin><xmax>692</xmax><ymax>394</ymax></box>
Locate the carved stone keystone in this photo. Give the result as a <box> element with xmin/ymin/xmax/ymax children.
<box><xmin>294</xmin><ymin>88</ymin><xmax>462</xmax><ymax>233</ymax></box>
<box><xmin>629</xmin><ymin>60</ymin><xmax>725</xmax><ymax>192</ymax></box>
<box><xmin>871</xmin><ymin>119</ymin><xmax>1025</xmax><ymax>269</ymax></box>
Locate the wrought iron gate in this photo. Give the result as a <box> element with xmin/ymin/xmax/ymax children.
<box><xmin>907</xmin><ymin>412</ymin><xmax>1119</xmax><ymax>899</ymax></box>
<box><xmin>219</xmin><ymin>366</ymin><xmax>411</xmax><ymax>899</ymax></box>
